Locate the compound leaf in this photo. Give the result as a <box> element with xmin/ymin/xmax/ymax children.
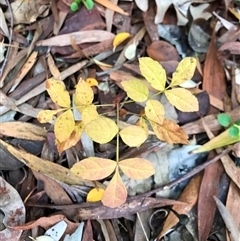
<box><xmin>84</xmin><ymin>116</ymin><xmax>118</xmax><ymax>144</ymax></box>
<box><xmin>70</xmin><ymin>157</ymin><xmax>117</xmax><ymax>180</ymax></box>
<box><xmin>37</xmin><ymin>109</ymin><xmax>63</xmax><ymax>123</ymax></box>
<box><xmin>54</xmin><ymin>109</ymin><xmax>75</xmax><ymax>143</ymax></box>
<box><xmin>119</xmin><ymin>158</ymin><xmax>155</xmax><ymax>179</ymax></box>
<box><xmin>74</xmin><ymin>79</ymin><xmax>94</xmax><ymax>111</ymax></box>
<box><xmin>145</xmin><ymin>99</ymin><xmax>164</xmax><ymax>124</ymax></box>
<box><xmin>139</xmin><ymin>57</ymin><xmax>166</xmax><ymax>92</ymax></box>
<box><xmin>87</xmin><ymin>188</ymin><xmax>105</xmax><ymax>202</ymax></box>
<box><xmin>46</xmin><ymin>79</ymin><xmax>70</xmax><ymax>108</ymax></box>
<box><xmin>101</xmin><ymin>167</ymin><xmax>127</xmax><ymax>208</ymax></box>
<box><xmin>150</xmin><ymin>119</ymin><xmax>189</xmax><ymax>144</ymax></box>
<box><xmin>169</xmin><ymin>57</ymin><xmax>196</xmax><ymax>87</ymax></box>
<box><xmin>121</xmin><ymin>79</ymin><xmax>149</xmax><ymax>102</ymax></box>
<box><xmin>119</xmin><ymin>125</ymin><xmax>147</xmax><ymax>147</ymax></box>
<box><xmin>165</xmin><ymin>88</ymin><xmax>199</xmax><ymax>112</ymax></box>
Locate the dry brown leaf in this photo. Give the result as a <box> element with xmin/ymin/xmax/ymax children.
<box><xmin>158</xmin><ymin>174</ymin><xmax>202</xmax><ymax>239</ymax></box>
<box><xmin>147</xmin><ymin>41</ymin><xmax>180</xmax><ymax>62</ymax></box>
<box><xmin>0</xmin><ymin>82</ymin><xmax>46</xmax><ymax>116</ymax></box>
<box><xmin>198</xmin><ymin>152</ymin><xmax>223</xmax><ymax>241</ymax></box>
<box><xmin>0</xmin><ymin>122</ymin><xmax>46</xmax><ymax>141</ymax></box>
<box><xmin>142</xmin><ymin>2</ymin><xmax>159</xmax><ymax>42</ymax></box>
<box><xmin>0</xmin><ymin>46</ymin><xmax>27</xmax><ymax>88</ymax></box>
<box><xmin>12</xmin><ymin>215</ymin><xmax>78</xmax><ymax>235</ymax></box>
<box><xmin>0</xmin><ymin>139</ymin><xmax>104</xmax><ymax>188</ymax></box>
<box><xmin>8</xmin><ymin>51</ymin><xmax>38</xmax><ymax>93</ymax></box>
<box><xmin>219</xmin><ymin>42</ymin><xmax>240</xmax><ymax>55</ymax></box>
<box><xmin>33</xmin><ymin>171</ymin><xmax>77</xmax><ymax>219</ymax></box>
<box><xmin>203</xmin><ymin>30</ymin><xmax>226</xmax><ymax>101</ymax></box>
<box><xmin>226</xmin><ymin>181</ymin><xmax>240</xmax><ymax>241</ymax></box>
<box><xmin>0</xmin><ymin>89</ymin><xmax>19</xmax><ymax>112</ymax></box>
<box><xmin>47</xmin><ymin>53</ymin><xmax>61</xmax><ymax>80</ymax></box>
<box><xmin>5</xmin><ymin>0</ymin><xmax>50</xmax><ymax>24</ymax></box>
<box><xmin>36</xmin><ymin>30</ymin><xmax>115</xmax><ymax>47</ymax></box>
<box><xmin>105</xmin><ymin>0</ymin><xmax>118</xmax><ymax>32</ymax></box>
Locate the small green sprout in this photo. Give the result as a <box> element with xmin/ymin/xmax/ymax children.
<box><xmin>70</xmin><ymin>0</ymin><xmax>94</xmax><ymax>12</ymax></box>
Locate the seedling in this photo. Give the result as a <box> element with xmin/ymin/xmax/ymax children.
<box><xmin>192</xmin><ymin>113</ymin><xmax>240</xmax><ymax>154</ymax></box>
<box><xmin>70</xmin><ymin>0</ymin><xmax>94</xmax><ymax>12</ymax></box>
<box><xmin>218</xmin><ymin>113</ymin><xmax>240</xmax><ymax>138</ymax></box>
<box><xmin>37</xmin><ymin>57</ymin><xmax>199</xmax><ymax>207</ymax></box>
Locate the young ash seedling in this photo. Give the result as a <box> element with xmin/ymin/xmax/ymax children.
<box><xmin>37</xmin><ymin>57</ymin><xmax>199</xmax><ymax>207</ymax></box>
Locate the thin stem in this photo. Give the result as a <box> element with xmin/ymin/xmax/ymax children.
<box><xmin>116</xmin><ymin>102</ymin><xmax>120</xmax><ymax>163</ymax></box>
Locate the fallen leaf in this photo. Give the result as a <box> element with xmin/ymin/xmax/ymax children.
<box><xmin>119</xmin><ymin>125</ymin><xmax>147</xmax><ymax>147</ymax></box>
<box><xmin>93</xmin><ymin>59</ymin><xmax>113</xmax><ymax>70</ymax></box>
<box><xmin>135</xmin><ymin>0</ymin><xmax>148</xmax><ymax>12</ymax></box>
<box><xmin>203</xmin><ymin>29</ymin><xmax>226</xmax><ymax>101</ymax></box>
<box><xmin>218</xmin><ymin>42</ymin><xmax>240</xmax><ymax>55</ymax></box>
<box><xmin>5</xmin><ymin>0</ymin><xmax>49</xmax><ymax>24</ymax></box>
<box><xmin>82</xmin><ymin>220</ymin><xmax>93</xmax><ymax>241</ymax></box>
<box><xmin>145</xmin><ymin>99</ymin><xmax>165</xmax><ymax>124</ymax></box>
<box><xmin>142</xmin><ymin>2</ymin><xmax>159</xmax><ymax>42</ymax></box>
<box><xmin>165</xmin><ymin>88</ymin><xmax>199</xmax><ymax>112</ymax></box>
<box><xmin>147</xmin><ymin>41</ymin><xmax>180</xmax><ymax>62</ymax></box>
<box><xmin>214</xmin><ymin>196</ymin><xmax>239</xmax><ymax>241</ymax></box>
<box><xmin>0</xmin><ymin>177</ymin><xmax>25</xmax><ymax>241</ymax></box>
<box><xmin>113</xmin><ymin>32</ymin><xmax>130</xmax><ymax>51</ymax></box>
<box><xmin>226</xmin><ymin>181</ymin><xmax>240</xmax><ymax>241</ymax></box>
<box><xmin>47</xmin><ymin>54</ymin><xmax>61</xmax><ymax>80</ymax></box>
<box><xmin>12</xmin><ymin>215</ymin><xmax>78</xmax><ymax>235</ymax></box>
<box><xmin>198</xmin><ymin>153</ymin><xmax>223</xmax><ymax>241</ymax></box>
<box><xmin>86</xmin><ymin>78</ymin><xmax>98</xmax><ymax>87</ymax></box>
<box><xmin>54</xmin><ymin>109</ymin><xmax>75</xmax><ymax>143</ymax></box>
<box><xmin>0</xmin><ymin>140</ymin><xmax>100</xmax><ymax>187</ymax></box>
<box><xmin>101</xmin><ymin>167</ymin><xmax>127</xmax><ymax>208</ymax></box>
<box><xmin>84</xmin><ymin>116</ymin><xmax>118</xmax><ymax>144</ymax></box>
<box><xmin>119</xmin><ymin>158</ymin><xmax>155</xmax><ymax>179</ymax></box>
<box><xmin>228</xmin><ymin>7</ymin><xmax>240</xmax><ymax>20</ymax></box>
<box><xmin>70</xmin><ymin>157</ymin><xmax>117</xmax><ymax>180</ymax></box>
<box><xmin>150</xmin><ymin>119</ymin><xmax>189</xmax><ymax>144</ymax></box>
<box><xmin>121</xmin><ymin>79</ymin><xmax>149</xmax><ymax>102</ymax></box>
<box><xmin>95</xmin><ymin>0</ymin><xmax>129</xmax><ymax>16</ymax></box>
<box><xmin>158</xmin><ymin>174</ymin><xmax>202</xmax><ymax>239</ymax></box>
<box><xmin>87</xmin><ymin>188</ymin><xmax>105</xmax><ymax>202</ymax></box>
<box><xmin>46</xmin><ymin>79</ymin><xmax>71</xmax><ymax>108</ymax></box>
<box><xmin>0</xmin><ymin>122</ymin><xmax>46</xmax><ymax>141</ymax></box>
<box><xmin>0</xmin><ymin>8</ymin><xmax>9</xmax><ymax>37</ymax></box>
<box><xmin>124</xmin><ymin>42</ymin><xmax>137</xmax><ymax>60</ymax></box>
<box><xmin>9</xmin><ymin>51</ymin><xmax>38</xmax><ymax>93</ymax></box>
<box><xmin>139</xmin><ymin>57</ymin><xmax>166</xmax><ymax>92</ymax></box>
<box><xmin>36</xmin><ymin>30</ymin><xmax>115</xmax><ymax>47</ymax></box>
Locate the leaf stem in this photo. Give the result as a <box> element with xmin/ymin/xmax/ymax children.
<box><xmin>116</xmin><ymin>102</ymin><xmax>120</xmax><ymax>163</ymax></box>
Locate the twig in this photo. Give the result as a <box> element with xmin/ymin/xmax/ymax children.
<box><xmin>140</xmin><ymin>147</ymin><xmax>231</xmax><ymax>198</ymax></box>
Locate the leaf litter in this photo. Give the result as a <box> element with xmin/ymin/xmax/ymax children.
<box><xmin>1</xmin><ymin>1</ymin><xmax>240</xmax><ymax>240</ymax></box>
